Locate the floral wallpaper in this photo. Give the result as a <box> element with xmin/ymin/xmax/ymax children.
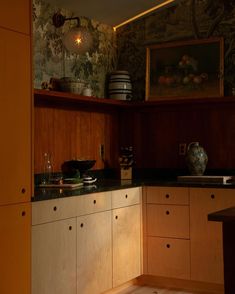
<box><xmin>33</xmin><ymin>0</ymin><xmax>117</xmax><ymax>98</ymax></box>
<box><xmin>33</xmin><ymin>0</ymin><xmax>235</xmax><ymax>100</ymax></box>
<box><xmin>116</xmin><ymin>0</ymin><xmax>235</xmax><ymax>100</ymax></box>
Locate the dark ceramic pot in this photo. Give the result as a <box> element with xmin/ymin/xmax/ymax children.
<box><xmin>61</xmin><ymin>160</ymin><xmax>96</xmax><ymax>178</ymax></box>
<box><xmin>185</xmin><ymin>142</ymin><xmax>208</xmax><ymax>175</ymax></box>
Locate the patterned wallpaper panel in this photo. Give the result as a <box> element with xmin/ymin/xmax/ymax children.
<box><xmin>33</xmin><ymin>0</ymin><xmax>117</xmax><ymax>98</ymax></box>
<box><xmin>33</xmin><ymin>0</ymin><xmax>235</xmax><ymax>100</ymax></box>
<box><xmin>116</xmin><ymin>0</ymin><xmax>235</xmax><ymax>100</ymax></box>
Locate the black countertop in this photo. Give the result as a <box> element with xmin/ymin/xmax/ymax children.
<box><xmin>208</xmin><ymin>206</ymin><xmax>235</xmax><ymax>222</ymax></box>
<box><xmin>33</xmin><ymin>177</ymin><xmax>235</xmax><ymax>202</ymax></box>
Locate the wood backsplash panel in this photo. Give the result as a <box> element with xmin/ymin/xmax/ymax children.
<box><xmin>120</xmin><ymin>102</ymin><xmax>235</xmax><ymax>169</ymax></box>
<box><xmin>34</xmin><ymin>106</ymin><xmax>120</xmax><ymax>173</ymax></box>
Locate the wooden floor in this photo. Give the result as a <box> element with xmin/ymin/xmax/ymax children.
<box><xmin>115</xmin><ymin>285</ymin><xmax>194</xmax><ymax>294</ymax></box>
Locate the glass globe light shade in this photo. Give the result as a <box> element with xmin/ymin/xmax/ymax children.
<box><xmin>62</xmin><ymin>26</ymin><xmax>92</xmax><ymax>54</ymax></box>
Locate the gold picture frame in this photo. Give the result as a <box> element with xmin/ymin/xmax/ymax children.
<box><xmin>146</xmin><ymin>37</ymin><xmax>224</xmax><ymax>101</ymax></box>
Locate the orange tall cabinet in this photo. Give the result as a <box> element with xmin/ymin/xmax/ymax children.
<box><xmin>0</xmin><ymin>1</ymin><xmax>32</xmax><ymax>294</ymax></box>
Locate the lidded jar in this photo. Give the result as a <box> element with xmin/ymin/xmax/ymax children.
<box><xmin>185</xmin><ymin>142</ymin><xmax>208</xmax><ymax>175</ymax></box>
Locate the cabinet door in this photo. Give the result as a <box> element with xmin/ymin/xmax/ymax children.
<box><xmin>113</xmin><ymin>204</ymin><xmax>142</xmax><ymax>287</ymax></box>
<box><xmin>0</xmin><ymin>28</ymin><xmax>31</xmax><ymax>205</ymax></box>
<box><xmin>0</xmin><ymin>0</ymin><xmax>30</xmax><ymax>34</ymax></box>
<box><xmin>77</xmin><ymin>211</ymin><xmax>112</xmax><ymax>294</ymax></box>
<box><xmin>32</xmin><ymin>218</ymin><xmax>76</xmax><ymax>294</ymax></box>
<box><xmin>190</xmin><ymin>188</ymin><xmax>235</xmax><ymax>284</ymax></box>
<box><xmin>0</xmin><ymin>202</ymin><xmax>31</xmax><ymax>294</ymax></box>
<box><xmin>147</xmin><ymin>236</ymin><xmax>190</xmax><ymax>279</ymax></box>
<box><xmin>147</xmin><ymin>204</ymin><xmax>189</xmax><ymax>238</ymax></box>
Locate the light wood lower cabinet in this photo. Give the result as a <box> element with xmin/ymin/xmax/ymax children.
<box><xmin>0</xmin><ymin>203</ymin><xmax>31</xmax><ymax>294</ymax></box>
<box><xmin>145</xmin><ymin>186</ymin><xmax>190</xmax><ymax>279</ymax></box>
<box><xmin>32</xmin><ymin>188</ymin><xmax>142</xmax><ymax>293</ymax></box>
<box><xmin>147</xmin><ymin>204</ymin><xmax>189</xmax><ymax>239</ymax></box>
<box><xmin>112</xmin><ymin>204</ymin><xmax>141</xmax><ymax>287</ymax></box>
<box><xmin>32</xmin><ymin>218</ymin><xmax>77</xmax><ymax>294</ymax></box>
<box><xmin>77</xmin><ymin>211</ymin><xmax>112</xmax><ymax>294</ymax></box>
<box><xmin>147</xmin><ymin>237</ymin><xmax>190</xmax><ymax>279</ymax></box>
<box><xmin>190</xmin><ymin>188</ymin><xmax>235</xmax><ymax>284</ymax></box>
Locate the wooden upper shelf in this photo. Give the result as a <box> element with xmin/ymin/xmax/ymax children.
<box><xmin>34</xmin><ymin>89</ymin><xmax>235</xmax><ymax>109</ymax></box>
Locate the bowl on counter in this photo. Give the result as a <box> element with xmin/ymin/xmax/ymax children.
<box><xmin>61</xmin><ymin>159</ymin><xmax>96</xmax><ymax>178</ymax></box>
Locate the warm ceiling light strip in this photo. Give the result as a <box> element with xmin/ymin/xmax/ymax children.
<box><xmin>113</xmin><ymin>0</ymin><xmax>175</xmax><ymax>31</ymax></box>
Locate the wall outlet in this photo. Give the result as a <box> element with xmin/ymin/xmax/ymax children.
<box><xmin>99</xmin><ymin>144</ymin><xmax>105</xmax><ymax>160</ymax></box>
<box><xmin>179</xmin><ymin>143</ymin><xmax>187</xmax><ymax>155</ymax></box>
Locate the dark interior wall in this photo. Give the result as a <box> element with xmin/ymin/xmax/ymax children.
<box><xmin>117</xmin><ymin>0</ymin><xmax>235</xmax><ymax>170</ymax></box>
<box><xmin>120</xmin><ymin>100</ymin><xmax>235</xmax><ymax>169</ymax></box>
<box><xmin>34</xmin><ymin>104</ymin><xmax>120</xmax><ymax>173</ymax></box>
<box><xmin>34</xmin><ymin>1</ymin><xmax>235</xmax><ymax>173</ymax></box>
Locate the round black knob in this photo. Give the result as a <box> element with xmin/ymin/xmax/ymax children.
<box><xmin>93</xmin><ymin>199</ymin><xmax>96</xmax><ymax>204</ymax></box>
<box><xmin>165</xmin><ymin>194</ymin><xmax>170</xmax><ymax>199</ymax></box>
<box><xmin>211</xmin><ymin>194</ymin><xmax>215</xmax><ymax>199</ymax></box>
<box><xmin>69</xmin><ymin>226</ymin><xmax>72</xmax><ymax>230</ymax></box>
<box><xmin>166</xmin><ymin>244</ymin><xmax>170</xmax><ymax>248</ymax></box>
<box><xmin>125</xmin><ymin>194</ymin><xmax>128</xmax><ymax>198</ymax></box>
<box><xmin>80</xmin><ymin>223</ymin><xmax>84</xmax><ymax>228</ymax></box>
<box><xmin>53</xmin><ymin>206</ymin><xmax>57</xmax><ymax>211</ymax></box>
<box><xmin>166</xmin><ymin>210</ymin><xmax>170</xmax><ymax>215</ymax></box>
<box><xmin>21</xmin><ymin>211</ymin><xmax>26</xmax><ymax>217</ymax></box>
<box><xmin>115</xmin><ymin>215</ymin><xmax>118</xmax><ymax>219</ymax></box>
<box><xmin>21</xmin><ymin>188</ymin><xmax>26</xmax><ymax>194</ymax></box>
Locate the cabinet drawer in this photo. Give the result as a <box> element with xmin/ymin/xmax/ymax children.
<box><xmin>112</xmin><ymin>187</ymin><xmax>141</xmax><ymax>208</ymax></box>
<box><xmin>32</xmin><ymin>197</ymin><xmax>83</xmax><ymax>225</ymax></box>
<box><xmin>32</xmin><ymin>192</ymin><xmax>112</xmax><ymax>225</ymax></box>
<box><xmin>147</xmin><ymin>236</ymin><xmax>190</xmax><ymax>279</ymax></box>
<box><xmin>83</xmin><ymin>192</ymin><xmax>111</xmax><ymax>214</ymax></box>
<box><xmin>146</xmin><ymin>186</ymin><xmax>189</xmax><ymax>205</ymax></box>
<box><xmin>147</xmin><ymin>204</ymin><xmax>189</xmax><ymax>238</ymax></box>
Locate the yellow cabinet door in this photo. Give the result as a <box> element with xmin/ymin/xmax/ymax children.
<box><xmin>0</xmin><ymin>27</ymin><xmax>31</xmax><ymax>205</ymax></box>
<box><xmin>77</xmin><ymin>211</ymin><xmax>112</xmax><ymax>294</ymax></box>
<box><xmin>0</xmin><ymin>202</ymin><xmax>31</xmax><ymax>294</ymax></box>
<box><xmin>190</xmin><ymin>188</ymin><xmax>235</xmax><ymax>284</ymax></box>
<box><xmin>0</xmin><ymin>0</ymin><xmax>30</xmax><ymax>34</ymax></box>
<box><xmin>112</xmin><ymin>204</ymin><xmax>142</xmax><ymax>287</ymax></box>
<box><xmin>32</xmin><ymin>218</ymin><xmax>76</xmax><ymax>294</ymax></box>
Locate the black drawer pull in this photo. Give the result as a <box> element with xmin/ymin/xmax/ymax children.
<box><xmin>115</xmin><ymin>215</ymin><xmax>118</xmax><ymax>219</ymax></box>
<box><xmin>166</xmin><ymin>244</ymin><xmax>171</xmax><ymax>248</ymax></box>
<box><xmin>80</xmin><ymin>223</ymin><xmax>84</xmax><ymax>228</ymax></box>
<box><xmin>93</xmin><ymin>199</ymin><xmax>96</xmax><ymax>204</ymax></box>
<box><xmin>211</xmin><ymin>194</ymin><xmax>215</xmax><ymax>199</ymax></box>
<box><xmin>125</xmin><ymin>194</ymin><xmax>128</xmax><ymax>198</ymax></box>
<box><xmin>69</xmin><ymin>226</ymin><xmax>72</xmax><ymax>230</ymax></box>
<box><xmin>21</xmin><ymin>211</ymin><xmax>26</xmax><ymax>217</ymax></box>
<box><xmin>166</xmin><ymin>210</ymin><xmax>170</xmax><ymax>215</ymax></box>
<box><xmin>165</xmin><ymin>194</ymin><xmax>170</xmax><ymax>199</ymax></box>
<box><xmin>21</xmin><ymin>188</ymin><xmax>26</xmax><ymax>194</ymax></box>
<box><xmin>53</xmin><ymin>206</ymin><xmax>57</xmax><ymax>211</ymax></box>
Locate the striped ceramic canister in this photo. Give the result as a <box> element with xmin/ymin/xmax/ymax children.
<box><xmin>108</xmin><ymin>71</ymin><xmax>132</xmax><ymax>100</ymax></box>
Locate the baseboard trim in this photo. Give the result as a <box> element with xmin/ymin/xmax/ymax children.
<box><xmin>103</xmin><ymin>279</ymin><xmax>139</xmax><ymax>294</ymax></box>
<box><xmin>137</xmin><ymin>275</ymin><xmax>224</xmax><ymax>294</ymax></box>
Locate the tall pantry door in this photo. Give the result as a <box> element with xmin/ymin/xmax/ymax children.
<box><xmin>0</xmin><ymin>27</ymin><xmax>31</xmax><ymax>205</ymax></box>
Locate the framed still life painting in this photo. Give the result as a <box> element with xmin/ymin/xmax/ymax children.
<box><xmin>145</xmin><ymin>37</ymin><xmax>224</xmax><ymax>101</ymax></box>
